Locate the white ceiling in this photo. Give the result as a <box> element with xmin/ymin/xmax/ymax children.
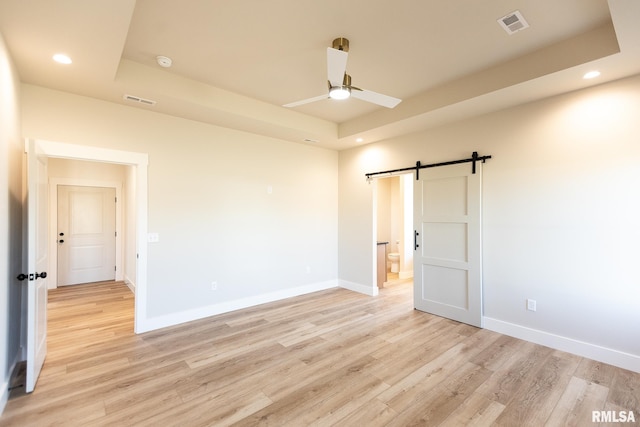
<box><xmin>1</xmin><ymin>0</ymin><xmax>639</xmax><ymax>150</ymax></box>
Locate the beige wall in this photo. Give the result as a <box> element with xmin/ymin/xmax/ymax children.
<box><xmin>339</xmin><ymin>74</ymin><xmax>640</xmax><ymax>369</ymax></box>
<box><xmin>21</xmin><ymin>85</ymin><xmax>339</xmax><ymax>320</ymax></box>
<box><xmin>0</xmin><ymin>32</ymin><xmax>23</xmax><ymax>412</ymax></box>
<box><xmin>48</xmin><ymin>158</ymin><xmax>127</xmax><ymax>182</ymax></box>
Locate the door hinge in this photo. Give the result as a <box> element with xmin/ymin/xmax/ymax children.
<box><xmin>115</xmin><ymin>231</ymin><xmax>117</xmax><ymax>237</ymax></box>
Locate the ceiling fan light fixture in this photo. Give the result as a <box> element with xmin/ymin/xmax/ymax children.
<box><xmin>329</xmin><ymin>86</ymin><xmax>351</xmax><ymax>100</ymax></box>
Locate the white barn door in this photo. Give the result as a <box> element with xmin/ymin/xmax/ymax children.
<box><xmin>413</xmin><ymin>162</ymin><xmax>483</xmax><ymax>327</ymax></box>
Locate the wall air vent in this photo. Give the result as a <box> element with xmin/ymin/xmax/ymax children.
<box><xmin>123</xmin><ymin>94</ymin><xmax>156</xmax><ymax>106</ymax></box>
<box><xmin>497</xmin><ymin>10</ymin><xmax>529</xmax><ymax>35</ymax></box>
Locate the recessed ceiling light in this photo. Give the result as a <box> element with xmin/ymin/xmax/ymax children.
<box><xmin>52</xmin><ymin>54</ymin><xmax>72</xmax><ymax>64</ymax></box>
<box><xmin>356</xmin><ymin>138</ymin><xmax>364</xmax><ymax>143</ymax></box>
<box><xmin>583</xmin><ymin>70</ymin><xmax>601</xmax><ymax>79</ymax></box>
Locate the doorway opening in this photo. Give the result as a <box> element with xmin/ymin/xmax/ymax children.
<box><xmin>374</xmin><ymin>173</ymin><xmax>414</xmax><ymax>290</ymax></box>
<box><xmin>48</xmin><ymin>159</ymin><xmax>127</xmax><ymax>289</ymax></box>
<box><xmin>33</xmin><ymin>139</ymin><xmax>149</xmax><ymax>333</ymax></box>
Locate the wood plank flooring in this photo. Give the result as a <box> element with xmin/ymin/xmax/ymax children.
<box><xmin>2</xmin><ymin>279</ymin><xmax>639</xmax><ymax>426</ymax></box>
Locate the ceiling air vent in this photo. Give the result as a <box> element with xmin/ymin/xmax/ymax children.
<box><xmin>123</xmin><ymin>94</ymin><xmax>156</xmax><ymax>106</ymax></box>
<box><xmin>498</xmin><ymin>10</ymin><xmax>529</xmax><ymax>35</ymax></box>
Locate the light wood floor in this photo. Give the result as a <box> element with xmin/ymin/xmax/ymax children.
<box><xmin>2</xmin><ymin>279</ymin><xmax>639</xmax><ymax>426</ymax></box>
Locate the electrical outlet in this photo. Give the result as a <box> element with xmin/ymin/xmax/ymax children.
<box><xmin>527</xmin><ymin>299</ymin><xmax>537</xmax><ymax>312</ymax></box>
<box><xmin>147</xmin><ymin>232</ymin><xmax>160</xmax><ymax>243</ymax></box>
<box><xmin>211</xmin><ymin>281</ymin><xmax>218</xmax><ymax>291</ymax></box>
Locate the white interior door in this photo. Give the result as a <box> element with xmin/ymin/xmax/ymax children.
<box><xmin>57</xmin><ymin>185</ymin><xmax>116</xmax><ymax>286</ymax></box>
<box><xmin>26</xmin><ymin>139</ymin><xmax>48</xmax><ymax>393</ymax></box>
<box><xmin>413</xmin><ymin>162</ymin><xmax>482</xmax><ymax>327</ymax></box>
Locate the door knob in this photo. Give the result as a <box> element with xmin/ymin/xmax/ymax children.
<box><xmin>59</xmin><ymin>232</ymin><xmax>64</xmax><ymax>236</ymax></box>
<box><xmin>58</xmin><ymin>240</ymin><xmax>64</xmax><ymax>243</ymax></box>
<box><xmin>17</xmin><ymin>272</ymin><xmax>47</xmax><ymax>281</ymax></box>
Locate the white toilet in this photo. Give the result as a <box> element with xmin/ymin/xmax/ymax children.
<box><xmin>388</xmin><ymin>252</ymin><xmax>400</xmax><ymax>273</ymax></box>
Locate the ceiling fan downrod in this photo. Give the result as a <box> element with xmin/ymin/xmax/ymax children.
<box><xmin>332</xmin><ymin>37</ymin><xmax>349</xmax><ymax>52</ymax></box>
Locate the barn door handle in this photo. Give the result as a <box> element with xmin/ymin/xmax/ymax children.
<box><xmin>414</xmin><ymin>230</ymin><xmax>419</xmax><ymax>250</ymax></box>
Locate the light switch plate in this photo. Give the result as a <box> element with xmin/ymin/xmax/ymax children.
<box><xmin>147</xmin><ymin>232</ymin><xmax>160</xmax><ymax>243</ymax></box>
<box><xmin>527</xmin><ymin>299</ymin><xmax>537</xmax><ymax>312</ymax></box>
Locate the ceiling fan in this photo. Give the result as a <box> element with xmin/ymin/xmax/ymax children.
<box><xmin>283</xmin><ymin>37</ymin><xmax>402</xmax><ymax>109</ymax></box>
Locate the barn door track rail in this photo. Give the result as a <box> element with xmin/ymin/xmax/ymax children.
<box><xmin>365</xmin><ymin>151</ymin><xmax>492</xmax><ymax>181</ymax></box>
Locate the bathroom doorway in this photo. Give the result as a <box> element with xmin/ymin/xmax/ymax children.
<box><xmin>375</xmin><ymin>173</ymin><xmax>414</xmax><ymax>286</ymax></box>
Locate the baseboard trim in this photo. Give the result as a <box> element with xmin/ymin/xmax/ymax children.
<box><xmin>0</xmin><ymin>376</ymin><xmax>8</xmax><ymax>416</ymax></box>
<box><xmin>140</xmin><ymin>280</ymin><xmax>338</xmax><ymax>333</ymax></box>
<box><xmin>123</xmin><ymin>274</ymin><xmax>136</xmax><ymax>293</ymax></box>
<box><xmin>338</xmin><ymin>279</ymin><xmax>378</xmax><ymax>296</ymax></box>
<box><xmin>484</xmin><ymin>317</ymin><xmax>640</xmax><ymax>373</ymax></box>
<box><xmin>1</xmin><ymin>353</ymin><xmax>22</xmax><ymax>416</ymax></box>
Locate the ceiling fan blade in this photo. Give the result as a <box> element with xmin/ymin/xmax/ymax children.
<box><xmin>327</xmin><ymin>47</ymin><xmax>348</xmax><ymax>86</ymax></box>
<box><xmin>283</xmin><ymin>94</ymin><xmax>328</xmax><ymax>108</ymax></box>
<box><xmin>350</xmin><ymin>89</ymin><xmax>402</xmax><ymax>108</ymax></box>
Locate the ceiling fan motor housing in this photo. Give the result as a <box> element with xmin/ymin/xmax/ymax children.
<box><xmin>332</xmin><ymin>37</ymin><xmax>349</xmax><ymax>52</ymax></box>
